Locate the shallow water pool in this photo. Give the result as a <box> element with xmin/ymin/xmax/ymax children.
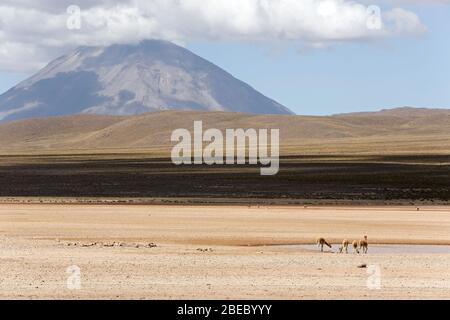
<box><xmin>278</xmin><ymin>244</ymin><xmax>450</xmax><ymax>254</ymax></box>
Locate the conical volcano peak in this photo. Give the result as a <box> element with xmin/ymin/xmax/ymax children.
<box><xmin>0</xmin><ymin>40</ymin><xmax>293</xmax><ymax>122</ymax></box>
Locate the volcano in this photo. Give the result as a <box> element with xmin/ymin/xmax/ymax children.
<box><xmin>0</xmin><ymin>40</ymin><xmax>293</xmax><ymax>122</ymax></box>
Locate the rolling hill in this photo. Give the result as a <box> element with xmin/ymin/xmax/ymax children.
<box><xmin>1</xmin><ymin>107</ymin><xmax>450</xmax><ymax>155</ymax></box>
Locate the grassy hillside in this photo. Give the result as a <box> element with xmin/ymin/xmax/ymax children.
<box><xmin>1</xmin><ymin>108</ymin><xmax>450</xmax><ymax>155</ymax></box>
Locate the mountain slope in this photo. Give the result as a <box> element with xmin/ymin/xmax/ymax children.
<box><xmin>1</xmin><ymin>108</ymin><xmax>450</xmax><ymax>154</ymax></box>
<box><xmin>0</xmin><ymin>40</ymin><xmax>293</xmax><ymax>122</ymax></box>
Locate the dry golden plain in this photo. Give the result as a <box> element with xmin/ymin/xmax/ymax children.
<box><xmin>1</xmin><ymin>204</ymin><xmax>449</xmax><ymax>299</ymax></box>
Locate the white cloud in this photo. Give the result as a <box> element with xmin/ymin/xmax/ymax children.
<box><xmin>384</xmin><ymin>8</ymin><xmax>426</xmax><ymax>35</ymax></box>
<box><xmin>0</xmin><ymin>0</ymin><xmax>427</xmax><ymax>72</ymax></box>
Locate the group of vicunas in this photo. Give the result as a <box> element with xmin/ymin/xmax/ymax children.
<box><xmin>317</xmin><ymin>236</ymin><xmax>369</xmax><ymax>254</ymax></box>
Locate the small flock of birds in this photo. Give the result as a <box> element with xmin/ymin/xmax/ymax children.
<box><xmin>317</xmin><ymin>236</ymin><xmax>368</xmax><ymax>254</ymax></box>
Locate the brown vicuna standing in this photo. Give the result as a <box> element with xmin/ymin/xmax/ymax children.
<box><xmin>339</xmin><ymin>239</ymin><xmax>350</xmax><ymax>254</ymax></box>
<box><xmin>352</xmin><ymin>240</ymin><xmax>360</xmax><ymax>254</ymax></box>
<box><xmin>359</xmin><ymin>235</ymin><xmax>369</xmax><ymax>254</ymax></box>
<box><xmin>316</xmin><ymin>237</ymin><xmax>332</xmax><ymax>252</ymax></box>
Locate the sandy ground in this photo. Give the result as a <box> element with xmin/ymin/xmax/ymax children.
<box><xmin>1</xmin><ymin>204</ymin><xmax>450</xmax><ymax>299</ymax></box>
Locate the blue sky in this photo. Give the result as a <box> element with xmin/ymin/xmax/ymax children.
<box><xmin>0</xmin><ymin>1</ymin><xmax>448</xmax><ymax>115</ymax></box>
<box><xmin>187</xmin><ymin>5</ymin><xmax>449</xmax><ymax>115</ymax></box>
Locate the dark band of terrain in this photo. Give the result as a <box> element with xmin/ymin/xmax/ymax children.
<box><xmin>1</xmin><ymin>154</ymin><xmax>449</xmax><ymax>203</ymax></box>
